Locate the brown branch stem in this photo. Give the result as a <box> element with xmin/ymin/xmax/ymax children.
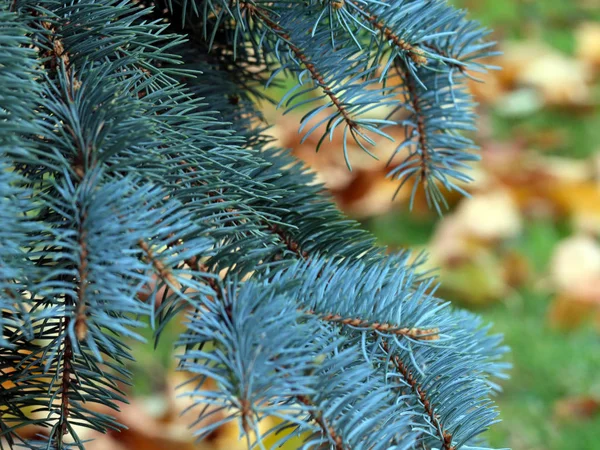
<box><xmin>351</xmin><ymin>1</ymin><xmax>427</xmax><ymax>65</ymax></box>
<box><xmin>40</xmin><ymin>21</ymin><xmax>84</xmax><ymax>445</ymax></box>
<box><xmin>381</xmin><ymin>339</ymin><xmax>454</xmax><ymax>450</ymax></box>
<box><xmin>266</xmin><ymin>223</ymin><xmax>309</xmax><ymax>259</ymax></box>
<box><xmin>422</xmin><ymin>43</ymin><xmax>467</xmax><ymax>74</ymax></box>
<box><xmin>138</xmin><ymin>239</ymin><xmax>182</xmax><ymax>292</ymax></box>
<box><xmin>297</xmin><ymin>394</ymin><xmax>346</xmax><ymax>450</ymax></box>
<box><xmin>74</xmin><ymin>215</ymin><xmax>89</xmax><ymax>341</ymax></box>
<box><xmin>307</xmin><ymin>310</ymin><xmax>439</xmax><ymax>340</ymax></box>
<box><xmin>395</xmin><ymin>60</ymin><xmax>430</xmax><ymax>182</ymax></box>
<box><xmin>57</xmin><ymin>321</ymin><xmax>73</xmax><ymax>445</ymax></box>
<box><xmin>243</xmin><ymin>3</ymin><xmax>358</xmax><ymax>129</ymax></box>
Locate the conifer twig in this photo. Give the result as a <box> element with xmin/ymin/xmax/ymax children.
<box><xmin>297</xmin><ymin>394</ymin><xmax>347</xmax><ymax>450</ymax></box>
<box><xmin>393</xmin><ymin>59</ymin><xmax>431</xmax><ymax>186</ymax></box>
<box><xmin>183</xmin><ymin>251</ymin><xmax>348</xmax><ymax>446</ymax></box>
<box><xmin>381</xmin><ymin>339</ymin><xmax>454</xmax><ymax>450</ymax></box>
<box><xmin>350</xmin><ymin>1</ymin><xmax>427</xmax><ymax>65</ymax></box>
<box><xmin>139</xmin><ymin>239</ymin><xmax>182</xmax><ymax>291</ymax></box>
<box><xmin>308</xmin><ymin>310</ymin><xmax>439</xmax><ymax>340</ymax></box>
<box><xmin>422</xmin><ymin>43</ymin><xmax>467</xmax><ymax>73</ymax></box>
<box><xmin>263</xmin><ymin>223</ymin><xmax>449</xmax><ymax>446</ymax></box>
<box><xmin>263</xmin><ymin>222</ymin><xmax>440</xmax><ymax>340</ymax></box>
<box><xmin>38</xmin><ymin>20</ymin><xmax>82</xmax><ymax>443</ymax></box>
<box><xmin>74</xmin><ymin>215</ymin><xmax>89</xmax><ymax>341</ymax></box>
<box><xmin>243</xmin><ymin>3</ymin><xmax>359</xmax><ymax>131</ymax></box>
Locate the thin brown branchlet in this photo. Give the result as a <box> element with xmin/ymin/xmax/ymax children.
<box><xmin>381</xmin><ymin>339</ymin><xmax>455</xmax><ymax>450</ymax></box>
<box><xmin>350</xmin><ymin>1</ymin><xmax>428</xmax><ymax>66</ymax></box>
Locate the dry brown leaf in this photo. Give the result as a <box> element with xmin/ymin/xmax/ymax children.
<box><xmin>494</xmin><ymin>41</ymin><xmax>552</xmax><ymax>88</ymax></box>
<box><xmin>482</xmin><ymin>161</ymin><xmax>554</xmax><ymax>218</ymax></box>
<box><xmin>502</xmin><ymin>250</ymin><xmax>531</xmax><ymax>288</ymax></box>
<box><xmin>554</xmin><ymin>396</ymin><xmax>600</xmax><ymax>422</ymax></box>
<box><xmin>548</xmin><ymin>293</ymin><xmax>600</xmax><ymax>330</ymax></box>
<box><xmin>548</xmin><ymin>235</ymin><xmax>600</xmax><ymax>330</ymax></box>
<box><xmin>336</xmin><ymin>171</ymin><xmax>409</xmax><ymax>218</ymax></box>
<box><xmin>429</xmin><ymin>215</ymin><xmax>478</xmax><ymax>265</ymax></box>
<box><xmin>482</xmin><ymin>151</ymin><xmax>600</xmax><ymax>222</ymax></box>
<box><xmin>57</xmin><ymin>391</ymin><xmax>210</xmax><ymax>450</ymax></box>
<box><xmin>107</xmin><ymin>401</ymin><xmax>201</xmax><ymax>450</ymax></box>
<box><xmin>428</xmin><ymin>188</ymin><xmax>522</xmax><ymax>266</ymax></box>
<box><xmin>466</xmin><ymin>68</ymin><xmax>505</xmax><ymax>105</ymax></box>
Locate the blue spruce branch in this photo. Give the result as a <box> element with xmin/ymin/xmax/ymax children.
<box><xmin>0</xmin><ymin>0</ymin><xmax>509</xmax><ymax>448</ymax></box>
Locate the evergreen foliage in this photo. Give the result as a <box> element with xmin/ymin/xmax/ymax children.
<box><xmin>0</xmin><ymin>0</ymin><xmax>509</xmax><ymax>449</ymax></box>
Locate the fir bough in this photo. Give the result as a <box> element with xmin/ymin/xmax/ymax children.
<box><xmin>0</xmin><ymin>0</ymin><xmax>509</xmax><ymax>449</ymax></box>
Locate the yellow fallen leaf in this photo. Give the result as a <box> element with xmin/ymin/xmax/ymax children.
<box><xmin>542</xmin><ymin>156</ymin><xmax>592</xmax><ymax>183</ymax></box>
<box><xmin>438</xmin><ymin>252</ymin><xmax>508</xmax><ymax>307</ymax></box>
<box><xmin>550</xmin><ymin>234</ymin><xmax>600</xmax><ymax>292</ymax></box>
<box><xmin>549</xmin><ymin>181</ymin><xmax>600</xmax><ymax>233</ymax></box>
<box><xmin>495</xmin><ymin>41</ymin><xmax>553</xmax><ymax>88</ymax></box>
<box><xmin>212</xmin><ymin>416</ymin><xmax>278</xmax><ymax>450</ymax></box>
<box><xmin>518</xmin><ymin>52</ymin><xmax>593</xmax><ymax>106</ymax></box>
<box><xmin>497</xmin><ymin>41</ymin><xmax>593</xmax><ymax>106</ymax></box>
<box><xmin>576</xmin><ymin>22</ymin><xmax>600</xmax><ymax>70</ymax></box>
<box><xmin>454</xmin><ymin>190</ymin><xmax>522</xmax><ymax>241</ymax></box>
<box><xmin>548</xmin><ymin>293</ymin><xmax>600</xmax><ymax>331</ymax></box>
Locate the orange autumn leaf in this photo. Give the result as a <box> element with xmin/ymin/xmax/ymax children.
<box><xmin>548</xmin><ymin>293</ymin><xmax>600</xmax><ymax>331</ymax></box>
<box><xmin>554</xmin><ymin>396</ymin><xmax>600</xmax><ymax>422</ymax></box>
<box><xmin>549</xmin><ymin>182</ymin><xmax>600</xmax><ymax>234</ymax></box>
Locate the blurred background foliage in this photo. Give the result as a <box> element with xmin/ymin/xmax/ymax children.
<box><xmin>42</xmin><ymin>1</ymin><xmax>598</xmax><ymax>449</ymax></box>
